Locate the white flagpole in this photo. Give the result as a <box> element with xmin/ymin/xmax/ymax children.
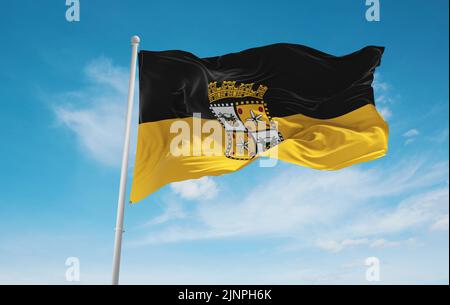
<box><xmin>111</xmin><ymin>35</ymin><xmax>140</xmax><ymax>285</ymax></box>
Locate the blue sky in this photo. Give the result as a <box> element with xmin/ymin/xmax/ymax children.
<box><xmin>0</xmin><ymin>0</ymin><xmax>448</xmax><ymax>284</ymax></box>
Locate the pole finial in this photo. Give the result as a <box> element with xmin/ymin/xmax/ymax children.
<box><xmin>131</xmin><ymin>35</ymin><xmax>141</xmax><ymax>45</ymax></box>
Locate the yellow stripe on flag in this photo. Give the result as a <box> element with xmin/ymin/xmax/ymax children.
<box><xmin>130</xmin><ymin>104</ymin><xmax>388</xmax><ymax>203</ymax></box>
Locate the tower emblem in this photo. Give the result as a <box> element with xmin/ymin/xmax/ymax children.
<box><xmin>208</xmin><ymin>81</ymin><xmax>284</xmax><ymax>160</ymax></box>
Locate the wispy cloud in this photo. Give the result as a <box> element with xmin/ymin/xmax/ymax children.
<box><xmin>403</xmin><ymin>128</ymin><xmax>420</xmax><ymax>145</ymax></box>
<box><xmin>53</xmin><ymin>57</ymin><xmax>136</xmax><ymax>167</ymax></box>
<box><xmin>403</xmin><ymin>129</ymin><xmax>419</xmax><ymax>138</ymax></box>
<box><xmin>373</xmin><ymin>73</ymin><xmax>396</xmax><ymax>120</ymax></box>
<box><xmin>370</xmin><ymin>238</ymin><xmax>416</xmax><ymax>249</ymax></box>
<box><xmin>315</xmin><ymin>238</ymin><xmax>369</xmax><ymax>253</ymax></box>
<box><xmin>142</xmin><ymin>200</ymin><xmax>186</xmax><ymax>226</ymax></box>
<box><xmin>314</xmin><ymin>237</ymin><xmax>416</xmax><ymax>253</ymax></box>
<box><xmin>171</xmin><ymin>177</ymin><xmax>219</xmax><ymax>200</ymax></box>
<box><xmin>373</xmin><ymin>73</ymin><xmax>396</xmax><ymax>105</ymax></box>
<box><xmin>378</xmin><ymin>107</ymin><xmax>392</xmax><ymax>120</ymax></box>
<box><xmin>430</xmin><ymin>214</ymin><xmax>449</xmax><ymax>231</ymax></box>
<box><xmin>346</xmin><ymin>187</ymin><xmax>448</xmax><ymax>236</ymax></box>
<box><xmin>130</xmin><ymin>159</ymin><xmax>449</xmax><ymax>250</ymax></box>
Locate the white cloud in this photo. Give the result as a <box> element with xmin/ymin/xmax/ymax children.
<box><xmin>315</xmin><ymin>238</ymin><xmax>415</xmax><ymax>253</ymax></box>
<box><xmin>84</xmin><ymin>58</ymin><xmax>129</xmax><ymax>95</ymax></box>
<box><xmin>404</xmin><ymin>138</ymin><xmax>415</xmax><ymax>145</ymax></box>
<box><xmin>370</xmin><ymin>238</ymin><xmax>416</xmax><ymax>249</ymax></box>
<box><xmin>373</xmin><ymin>73</ymin><xmax>396</xmax><ymax>121</ymax></box>
<box><xmin>403</xmin><ymin>129</ymin><xmax>420</xmax><ymax>138</ymax></box>
<box><xmin>430</xmin><ymin>214</ymin><xmax>449</xmax><ymax>231</ymax></box>
<box><xmin>315</xmin><ymin>238</ymin><xmax>369</xmax><ymax>253</ymax></box>
<box><xmin>142</xmin><ymin>201</ymin><xmax>186</xmax><ymax>226</ymax></box>
<box><xmin>171</xmin><ymin>177</ymin><xmax>218</xmax><ymax>200</ymax></box>
<box><xmin>403</xmin><ymin>129</ymin><xmax>420</xmax><ymax>145</ymax></box>
<box><xmin>131</xmin><ymin>159</ymin><xmax>449</xmax><ymax>250</ymax></box>
<box><xmin>345</xmin><ymin>187</ymin><xmax>448</xmax><ymax>237</ymax></box>
<box><xmin>378</xmin><ymin>106</ymin><xmax>392</xmax><ymax>120</ymax></box>
<box><xmin>53</xmin><ymin>57</ymin><xmax>137</xmax><ymax>167</ymax></box>
<box><xmin>314</xmin><ymin>237</ymin><xmax>417</xmax><ymax>253</ymax></box>
<box><xmin>373</xmin><ymin>73</ymin><xmax>396</xmax><ymax>105</ymax></box>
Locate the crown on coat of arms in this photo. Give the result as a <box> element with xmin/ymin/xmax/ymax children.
<box><xmin>208</xmin><ymin>81</ymin><xmax>268</xmax><ymax>103</ymax></box>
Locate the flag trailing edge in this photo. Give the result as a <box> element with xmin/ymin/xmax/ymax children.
<box><xmin>130</xmin><ymin>43</ymin><xmax>388</xmax><ymax>203</ymax></box>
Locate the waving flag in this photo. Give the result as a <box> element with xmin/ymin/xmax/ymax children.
<box><xmin>130</xmin><ymin>43</ymin><xmax>388</xmax><ymax>203</ymax></box>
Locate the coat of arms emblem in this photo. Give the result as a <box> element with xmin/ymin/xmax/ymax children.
<box><xmin>208</xmin><ymin>81</ymin><xmax>284</xmax><ymax>160</ymax></box>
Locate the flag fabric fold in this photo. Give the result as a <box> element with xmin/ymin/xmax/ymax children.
<box><xmin>130</xmin><ymin>43</ymin><xmax>388</xmax><ymax>203</ymax></box>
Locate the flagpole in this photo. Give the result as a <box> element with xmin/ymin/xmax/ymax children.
<box><xmin>111</xmin><ymin>35</ymin><xmax>140</xmax><ymax>285</ymax></box>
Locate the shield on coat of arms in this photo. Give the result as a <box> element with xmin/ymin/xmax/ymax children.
<box><xmin>208</xmin><ymin>81</ymin><xmax>284</xmax><ymax>160</ymax></box>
